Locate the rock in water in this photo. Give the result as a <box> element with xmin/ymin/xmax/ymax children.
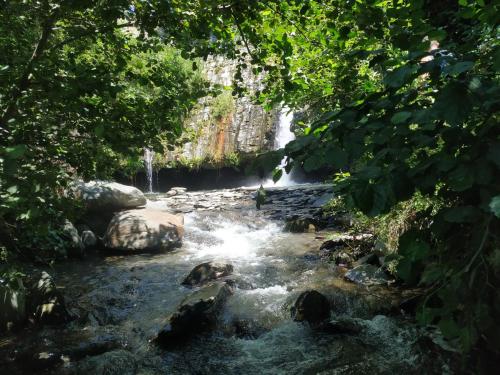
<box><xmin>27</xmin><ymin>271</ymin><xmax>70</xmax><ymax>325</ymax></box>
<box><xmin>344</xmin><ymin>264</ymin><xmax>389</xmax><ymax>286</ymax></box>
<box><xmin>74</xmin><ymin>181</ymin><xmax>147</xmax><ymax>212</ymax></box>
<box><xmin>73</xmin><ymin>349</ymin><xmax>137</xmax><ymax>375</ymax></box>
<box><xmin>291</xmin><ymin>290</ymin><xmax>331</xmax><ymax>325</ymax></box>
<box><xmin>81</xmin><ymin>230</ymin><xmax>97</xmax><ymax>250</ymax></box>
<box><xmin>104</xmin><ymin>209</ymin><xmax>184</xmax><ymax>252</ymax></box>
<box><xmin>182</xmin><ymin>262</ymin><xmax>234</xmax><ymax>287</ymax></box>
<box><xmin>155</xmin><ymin>282</ymin><xmax>232</xmax><ymax>347</ymax></box>
<box><xmin>61</xmin><ymin>220</ymin><xmax>85</xmax><ymax>258</ymax></box>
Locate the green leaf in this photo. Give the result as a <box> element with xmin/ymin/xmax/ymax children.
<box><xmin>324</xmin><ymin>146</ymin><xmax>348</xmax><ymax>169</ymax></box>
<box><xmin>391</xmin><ymin>111</ymin><xmax>412</xmax><ymax>124</ymax></box>
<box><xmin>272</xmin><ymin>168</ymin><xmax>283</xmax><ymax>183</ymax></box>
<box><xmin>443</xmin><ymin>61</ymin><xmax>474</xmax><ymax>76</ymax></box>
<box><xmin>4</xmin><ymin>144</ymin><xmax>27</xmax><ymax>159</ymax></box>
<box><xmin>384</xmin><ymin>65</ymin><xmax>418</xmax><ymax>88</ymax></box>
<box><xmin>6</xmin><ymin>185</ymin><xmax>18</xmax><ymax>194</ymax></box>
<box><xmin>432</xmin><ymin>82</ymin><xmax>473</xmax><ymax>126</ymax></box>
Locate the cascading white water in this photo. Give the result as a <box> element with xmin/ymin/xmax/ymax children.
<box><xmin>144</xmin><ymin>148</ymin><xmax>154</xmax><ymax>193</ymax></box>
<box><xmin>264</xmin><ymin>107</ymin><xmax>297</xmax><ymax>187</ymax></box>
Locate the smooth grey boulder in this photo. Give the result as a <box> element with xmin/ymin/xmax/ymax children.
<box><xmin>344</xmin><ymin>264</ymin><xmax>389</xmax><ymax>286</ymax></box>
<box><xmin>104</xmin><ymin>209</ymin><xmax>184</xmax><ymax>252</ymax></box>
<box><xmin>182</xmin><ymin>262</ymin><xmax>234</xmax><ymax>287</ymax></box>
<box><xmin>291</xmin><ymin>290</ymin><xmax>331</xmax><ymax>325</ymax></box>
<box><xmin>155</xmin><ymin>282</ymin><xmax>232</xmax><ymax>347</ymax></box>
<box><xmin>74</xmin><ymin>181</ymin><xmax>146</xmax><ymax>212</ymax></box>
<box><xmin>73</xmin><ymin>349</ymin><xmax>137</xmax><ymax>375</ymax></box>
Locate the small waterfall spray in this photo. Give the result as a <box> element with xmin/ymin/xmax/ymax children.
<box><xmin>144</xmin><ymin>148</ymin><xmax>154</xmax><ymax>193</ymax></box>
<box><xmin>272</xmin><ymin>108</ymin><xmax>296</xmax><ymax>187</ymax></box>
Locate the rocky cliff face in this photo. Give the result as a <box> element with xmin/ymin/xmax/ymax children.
<box><xmin>173</xmin><ymin>55</ymin><xmax>279</xmax><ymax>163</ymax></box>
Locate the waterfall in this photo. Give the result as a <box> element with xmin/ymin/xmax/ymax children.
<box><xmin>272</xmin><ymin>108</ymin><xmax>296</xmax><ymax>187</ymax></box>
<box><xmin>144</xmin><ymin>148</ymin><xmax>154</xmax><ymax>193</ymax></box>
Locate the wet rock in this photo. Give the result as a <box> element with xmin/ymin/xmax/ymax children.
<box><xmin>81</xmin><ymin>230</ymin><xmax>97</xmax><ymax>250</ymax></box>
<box><xmin>27</xmin><ymin>271</ymin><xmax>71</xmax><ymax>325</ymax></box>
<box><xmin>291</xmin><ymin>290</ymin><xmax>331</xmax><ymax>325</ymax></box>
<box><xmin>73</xmin><ymin>349</ymin><xmax>137</xmax><ymax>375</ymax></box>
<box><xmin>353</xmin><ymin>252</ymin><xmax>381</xmax><ymax>267</ymax></box>
<box><xmin>104</xmin><ymin>209</ymin><xmax>184</xmax><ymax>252</ymax></box>
<box><xmin>0</xmin><ymin>279</ymin><xmax>27</xmax><ymax>331</ymax></box>
<box><xmin>155</xmin><ymin>282</ymin><xmax>232</xmax><ymax>347</ymax></box>
<box><xmin>66</xmin><ymin>335</ymin><xmax>122</xmax><ymax>360</ymax></box>
<box><xmin>182</xmin><ymin>262</ymin><xmax>234</xmax><ymax>287</ymax></box>
<box><xmin>344</xmin><ymin>264</ymin><xmax>390</xmax><ymax>286</ymax></box>
<box><xmin>74</xmin><ymin>180</ymin><xmax>147</xmax><ymax>212</ymax></box>
<box><xmin>311</xmin><ymin>193</ymin><xmax>334</xmax><ymax>208</ymax></box>
<box><xmin>284</xmin><ymin>217</ymin><xmax>317</xmax><ymax>233</ymax></box>
<box><xmin>62</xmin><ymin>220</ymin><xmax>85</xmax><ymax>258</ymax></box>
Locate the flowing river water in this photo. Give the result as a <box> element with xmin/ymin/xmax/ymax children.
<box><xmin>1</xmin><ymin>185</ymin><xmax>452</xmax><ymax>374</ymax></box>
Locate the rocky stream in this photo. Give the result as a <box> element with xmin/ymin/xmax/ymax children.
<box><xmin>0</xmin><ymin>183</ymin><xmax>455</xmax><ymax>374</ymax></box>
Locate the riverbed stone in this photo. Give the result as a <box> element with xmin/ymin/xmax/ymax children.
<box><xmin>104</xmin><ymin>209</ymin><xmax>184</xmax><ymax>252</ymax></box>
<box><xmin>291</xmin><ymin>290</ymin><xmax>331</xmax><ymax>325</ymax></box>
<box><xmin>62</xmin><ymin>220</ymin><xmax>85</xmax><ymax>258</ymax></box>
<box><xmin>75</xmin><ymin>180</ymin><xmax>147</xmax><ymax>212</ymax></box>
<box><xmin>73</xmin><ymin>349</ymin><xmax>137</xmax><ymax>375</ymax></box>
<box><xmin>182</xmin><ymin>262</ymin><xmax>234</xmax><ymax>287</ymax></box>
<box><xmin>344</xmin><ymin>264</ymin><xmax>390</xmax><ymax>286</ymax></box>
<box><xmin>81</xmin><ymin>230</ymin><xmax>97</xmax><ymax>250</ymax></box>
<box><xmin>27</xmin><ymin>271</ymin><xmax>71</xmax><ymax>325</ymax></box>
<box><xmin>155</xmin><ymin>282</ymin><xmax>232</xmax><ymax>347</ymax></box>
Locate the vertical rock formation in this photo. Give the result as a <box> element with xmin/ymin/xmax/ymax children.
<box><xmin>174</xmin><ymin>55</ymin><xmax>279</xmax><ymax>163</ymax></box>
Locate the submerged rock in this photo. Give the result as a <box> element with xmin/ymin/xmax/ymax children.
<box><xmin>73</xmin><ymin>349</ymin><xmax>137</xmax><ymax>375</ymax></box>
<box><xmin>104</xmin><ymin>209</ymin><xmax>184</xmax><ymax>252</ymax></box>
<box><xmin>344</xmin><ymin>264</ymin><xmax>390</xmax><ymax>286</ymax></box>
<box><xmin>27</xmin><ymin>271</ymin><xmax>71</xmax><ymax>325</ymax></box>
<box><xmin>182</xmin><ymin>262</ymin><xmax>234</xmax><ymax>287</ymax></box>
<box><xmin>75</xmin><ymin>180</ymin><xmax>147</xmax><ymax>212</ymax></box>
<box><xmin>155</xmin><ymin>282</ymin><xmax>232</xmax><ymax>347</ymax></box>
<box><xmin>291</xmin><ymin>290</ymin><xmax>331</xmax><ymax>325</ymax></box>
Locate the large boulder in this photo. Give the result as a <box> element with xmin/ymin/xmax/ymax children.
<box><xmin>182</xmin><ymin>262</ymin><xmax>233</xmax><ymax>287</ymax></box>
<box><xmin>291</xmin><ymin>290</ymin><xmax>331</xmax><ymax>325</ymax></box>
<box><xmin>75</xmin><ymin>181</ymin><xmax>146</xmax><ymax>212</ymax></box>
<box><xmin>104</xmin><ymin>209</ymin><xmax>184</xmax><ymax>252</ymax></box>
<box><xmin>155</xmin><ymin>282</ymin><xmax>232</xmax><ymax>347</ymax></box>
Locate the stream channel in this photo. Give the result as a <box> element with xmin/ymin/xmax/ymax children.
<box><xmin>1</xmin><ymin>184</ymin><xmax>451</xmax><ymax>374</ymax></box>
